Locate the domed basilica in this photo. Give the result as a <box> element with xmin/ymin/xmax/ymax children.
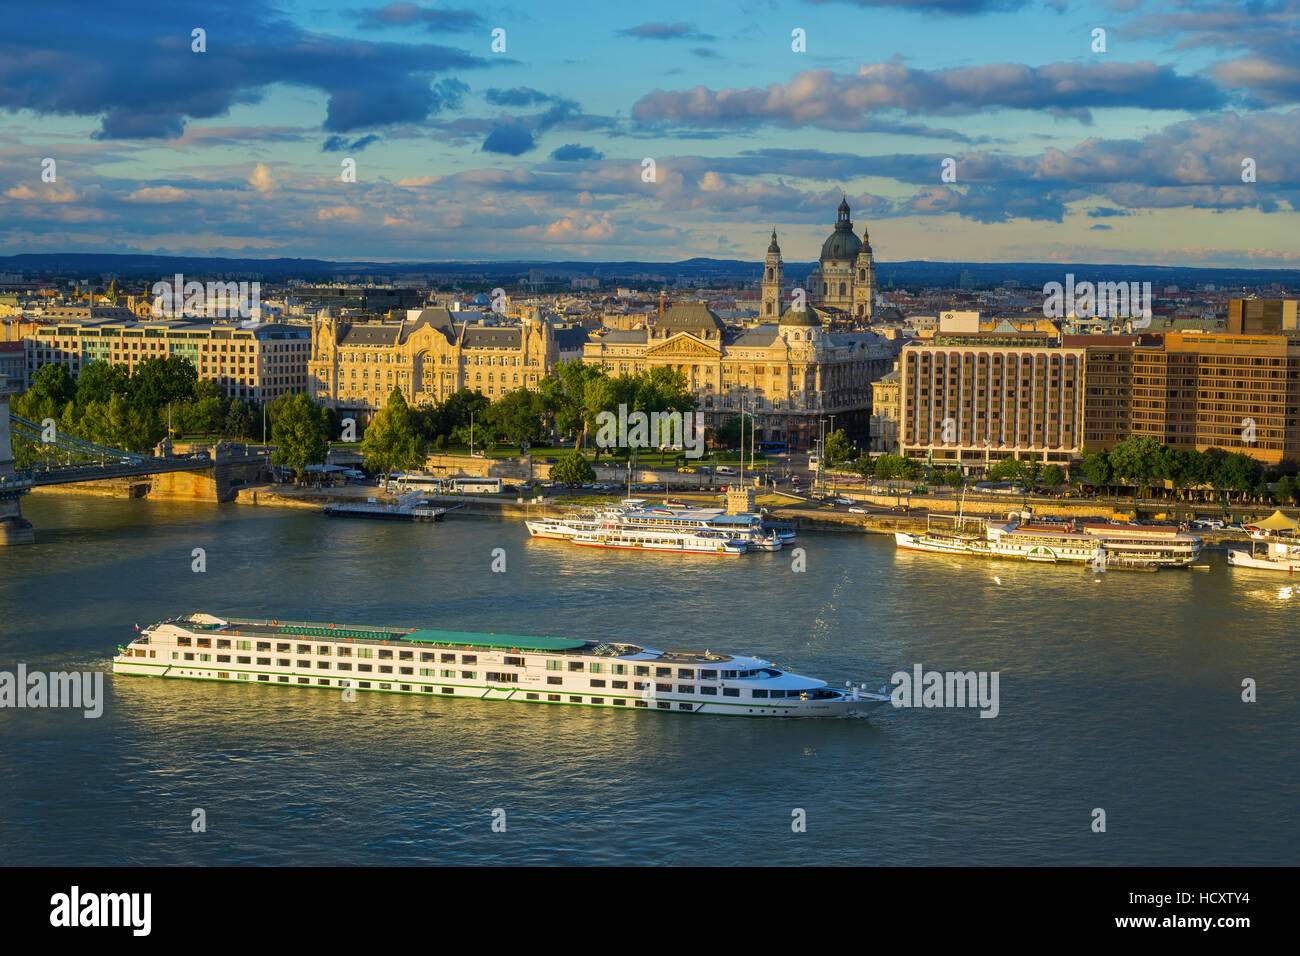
<box><xmin>761</xmin><ymin>195</ymin><xmax>877</xmax><ymax>324</ymax></box>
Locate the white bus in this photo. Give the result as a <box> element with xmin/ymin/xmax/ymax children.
<box><xmin>451</xmin><ymin>477</ymin><xmax>502</xmax><ymax>494</ymax></box>
<box><xmin>394</xmin><ymin>473</ymin><xmax>444</xmax><ymax>493</ymax></box>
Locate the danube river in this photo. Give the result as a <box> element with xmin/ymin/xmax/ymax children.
<box><xmin>2</xmin><ymin>494</ymin><xmax>1297</xmax><ymax>865</ymax></box>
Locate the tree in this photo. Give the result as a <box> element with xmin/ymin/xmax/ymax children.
<box><xmin>824</xmin><ymin>428</ymin><xmax>853</xmax><ymax>466</ymax></box>
<box><xmin>270</xmin><ymin>393</ymin><xmax>329</xmax><ymax>478</ymax></box>
<box><xmin>714</xmin><ymin>416</ymin><xmax>743</xmax><ymax>449</ymax></box>
<box><xmin>225</xmin><ymin>399</ymin><xmax>253</xmax><ymax>439</ymax></box>
<box><xmin>488</xmin><ymin>387</ymin><xmax>549</xmax><ymax>452</ymax></box>
<box><xmin>550</xmin><ymin>449</ymin><xmax>596</xmax><ymax>488</ymax></box>
<box><xmin>1275</xmin><ymin>474</ymin><xmax>1297</xmax><ymax>505</ymax></box>
<box><xmin>1082</xmin><ymin>450</ymin><xmax>1112</xmax><ymax>494</ymax></box>
<box><xmin>539</xmin><ymin>361</ymin><xmax>607</xmax><ymax>445</ymax></box>
<box><xmin>985</xmin><ymin>456</ymin><xmax>1024</xmax><ymax>482</ymax></box>
<box><xmin>851</xmin><ymin>456</ymin><xmax>876</xmax><ymax>480</ymax></box>
<box><xmin>1041</xmin><ymin>464</ymin><xmax>1066</xmax><ymax>491</ymax></box>
<box><xmin>131</xmin><ymin>356</ymin><xmax>198</xmax><ymax>410</ymax></box>
<box><xmin>361</xmin><ymin>388</ymin><xmax>426</xmax><ymax>480</ymax></box>
<box><xmin>74</xmin><ymin>361</ymin><xmax>130</xmax><ymax>408</ymax></box>
<box><xmin>27</xmin><ymin>363</ymin><xmax>77</xmax><ymax>409</ymax></box>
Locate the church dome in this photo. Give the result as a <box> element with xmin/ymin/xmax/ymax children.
<box><xmin>767</xmin><ymin>229</ymin><xmax>781</xmax><ymax>255</ymax></box>
<box><xmin>820</xmin><ymin>196</ymin><xmax>861</xmax><ymax>262</ymax></box>
<box><xmin>779</xmin><ymin>304</ymin><xmax>821</xmax><ymax>328</ymax></box>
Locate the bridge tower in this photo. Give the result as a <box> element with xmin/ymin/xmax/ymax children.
<box><xmin>0</xmin><ymin>373</ymin><xmax>36</xmax><ymax>545</ymax></box>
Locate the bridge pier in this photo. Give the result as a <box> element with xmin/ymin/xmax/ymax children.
<box><xmin>1</xmin><ymin>374</ymin><xmax>35</xmax><ymax>546</ymax></box>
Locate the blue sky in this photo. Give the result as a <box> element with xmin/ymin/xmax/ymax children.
<box><xmin>1</xmin><ymin>0</ymin><xmax>1297</xmax><ymax>266</ymax></box>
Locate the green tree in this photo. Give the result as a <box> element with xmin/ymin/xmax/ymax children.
<box><xmin>362</xmin><ymin>388</ymin><xmax>426</xmax><ymax>481</ymax></box>
<box><xmin>550</xmin><ymin>449</ymin><xmax>596</xmax><ymax>488</ymax></box>
<box><xmin>824</xmin><ymin>428</ymin><xmax>853</xmax><ymax>466</ymax></box>
<box><xmin>74</xmin><ymin>361</ymin><xmax>130</xmax><ymax>408</ymax></box>
<box><xmin>539</xmin><ymin>361</ymin><xmax>607</xmax><ymax>445</ymax></box>
<box><xmin>1274</xmin><ymin>474</ymin><xmax>1297</xmax><ymax>505</ymax></box>
<box><xmin>131</xmin><ymin>355</ymin><xmax>198</xmax><ymax>410</ymax></box>
<box><xmin>985</xmin><ymin>456</ymin><xmax>1024</xmax><ymax>482</ymax></box>
<box><xmin>488</xmin><ymin>387</ymin><xmax>549</xmax><ymax>452</ymax></box>
<box><xmin>270</xmin><ymin>393</ymin><xmax>329</xmax><ymax>479</ymax></box>
<box><xmin>1082</xmin><ymin>450</ymin><xmax>1112</xmax><ymax>494</ymax></box>
<box><xmin>225</xmin><ymin>399</ymin><xmax>253</xmax><ymax>439</ymax></box>
<box><xmin>27</xmin><ymin>363</ymin><xmax>77</xmax><ymax>408</ymax></box>
<box><xmin>851</xmin><ymin>456</ymin><xmax>876</xmax><ymax>480</ymax></box>
<box><xmin>1041</xmin><ymin>464</ymin><xmax>1066</xmax><ymax>491</ymax></box>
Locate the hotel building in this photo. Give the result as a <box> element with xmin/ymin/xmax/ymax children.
<box><xmin>24</xmin><ymin>315</ymin><xmax>311</xmax><ymax>401</ymax></box>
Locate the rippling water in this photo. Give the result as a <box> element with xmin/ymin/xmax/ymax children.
<box><xmin>2</xmin><ymin>494</ymin><xmax>1296</xmax><ymax>865</ymax></box>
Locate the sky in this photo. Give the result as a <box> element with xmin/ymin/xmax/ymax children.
<box><xmin>0</xmin><ymin>0</ymin><xmax>1297</xmax><ymax>267</ymax></box>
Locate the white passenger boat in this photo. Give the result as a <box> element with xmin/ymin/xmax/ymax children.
<box><xmin>1227</xmin><ymin>538</ymin><xmax>1300</xmax><ymax>572</ymax></box>
<box><xmin>112</xmin><ymin>614</ymin><xmax>891</xmax><ymax>718</ymax></box>
<box><xmin>525</xmin><ymin>499</ymin><xmax>783</xmax><ymax>554</ymax></box>
<box><xmin>895</xmin><ymin>513</ymin><xmax>1202</xmax><ymax>569</ymax></box>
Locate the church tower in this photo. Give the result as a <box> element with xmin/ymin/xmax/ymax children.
<box><xmin>762</xmin><ymin>229</ymin><xmax>784</xmax><ymax>319</ymax></box>
<box><xmin>853</xmin><ymin>223</ymin><xmax>876</xmax><ymax>323</ymax></box>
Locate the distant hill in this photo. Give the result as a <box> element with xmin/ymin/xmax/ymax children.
<box><xmin>1</xmin><ymin>252</ymin><xmax>1296</xmax><ymax>291</ymax></box>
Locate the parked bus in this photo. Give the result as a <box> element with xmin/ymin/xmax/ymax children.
<box><xmin>394</xmin><ymin>473</ymin><xmax>444</xmax><ymax>493</ymax></box>
<box><xmin>757</xmin><ymin>441</ymin><xmax>787</xmax><ymax>454</ymax></box>
<box><xmin>451</xmin><ymin>477</ymin><xmax>502</xmax><ymax>494</ymax></box>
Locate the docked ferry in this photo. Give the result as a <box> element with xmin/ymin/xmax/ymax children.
<box><xmin>526</xmin><ymin>499</ymin><xmax>786</xmax><ymax>554</ymax></box>
<box><xmin>895</xmin><ymin>513</ymin><xmax>1203</xmax><ymax>569</ymax></box>
<box><xmin>112</xmin><ymin>614</ymin><xmax>890</xmax><ymax>718</ymax></box>
<box><xmin>1227</xmin><ymin>537</ymin><xmax>1300</xmax><ymax>572</ymax></box>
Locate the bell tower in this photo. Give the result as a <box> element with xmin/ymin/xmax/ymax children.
<box><xmin>762</xmin><ymin>229</ymin><xmax>784</xmax><ymax>319</ymax></box>
<box><xmin>853</xmin><ymin>223</ymin><xmax>876</xmax><ymax>324</ymax></box>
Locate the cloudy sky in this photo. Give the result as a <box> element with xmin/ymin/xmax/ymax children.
<box><xmin>1</xmin><ymin>0</ymin><xmax>1297</xmax><ymax>267</ymax></box>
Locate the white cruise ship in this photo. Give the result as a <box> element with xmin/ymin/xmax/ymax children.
<box><xmin>526</xmin><ymin>499</ymin><xmax>787</xmax><ymax>554</ymax></box>
<box><xmin>112</xmin><ymin>614</ymin><xmax>890</xmax><ymax>718</ymax></box>
<box><xmin>1227</xmin><ymin>537</ymin><xmax>1300</xmax><ymax>572</ymax></box>
<box><xmin>895</xmin><ymin>513</ymin><xmax>1203</xmax><ymax>569</ymax></box>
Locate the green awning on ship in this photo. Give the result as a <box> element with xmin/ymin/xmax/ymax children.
<box><xmin>402</xmin><ymin>629</ymin><xmax>588</xmax><ymax>651</ymax></box>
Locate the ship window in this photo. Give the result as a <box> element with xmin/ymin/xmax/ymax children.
<box><xmin>297</xmin><ymin>677</ymin><xmax>310</xmax><ymax>684</ymax></box>
<box><xmin>217</xmin><ymin>655</ymin><xmax>231</xmax><ymax>663</ymax></box>
<box><xmin>461</xmin><ymin>671</ymin><xmax>475</xmax><ymax>679</ymax></box>
<box><xmin>218</xmin><ymin>639</ymin><xmax>231</xmax><ymax>649</ymax></box>
<box><xmin>612</xmin><ymin>699</ymin><xmax>625</xmax><ymax>706</ymax></box>
<box><xmin>400</xmin><ymin>666</ymin><xmax>413</xmax><ymax>675</ymax></box>
<box><xmin>378</xmin><ymin>650</ymin><xmax>393</xmax><ymax>660</ymax></box>
<box><xmin>318</xmin><ymin>678</ymin><xmax>330</xmax><ymax>686</ymax></box>
<box><xmin>442</xmin><ymin>653</ymin><xmax>457</xmax><ymax>663</ymax></box>
<box><xmin>379</xmin><ymin>665</ymin><xmax>393</xmax><ymax>674</ymax></box>
<box><xmin>567</xmin><ymin>661</ymin><xmax>584</xmax><ymax>672</ymax></box>
<box><xmin>197</xmin><ymin>639</ymin><xmax>211</xmax><ymax>649</ymax></box>
<box><xmin>634</xmin><ymin>681</ymin><xmax>648</xmax><ymax>691</ymax></box>
<box><xmin>317</xmin><ymin>646</ymin><xmax>331</xmax><ymax>655</ymax></box>
<box><xmin>656</xmin><ymin>683</ymin><xmax>672</xmax><ymax>693</ymax></box>
<box><xmin>420</xmin><ymin>652</ymin><xmax>436</xmax><ymax>662</ymax></box>
<box><xmin>589</xmin><ymin>663</ymin><xmax>602</xmax><ymax>674</ymax></box>
<box><xmin>462</xmin><ymin>654</ymin><xmax>477</xmax><ymax>664</ymax></box>
<box><xmin>338</xmin><ymin>647</ymin><xmax>352</xmax><ymax>658</ymax></box>
<box><xmin>398</xmin><ymin>651</ymin><xmax>413</xmax><ymax>661</ymax></box>
<box><xmin>358</xmin><ymin>664</ymin><xmax>372</xmax><ymax>673</ymax></box>
<box><xmin>359</xmin><ymin>681</ymin><xmax>371</xmax><ymax>689</ymax></box>
<box><xmin>677</xmin><ymin>669</ymin><xmax>695</xmax><ymax>679</ymax></box>
<box><xmin>526</xmin><ymin>693</ymin><xmax>539</xmax><ymax>700</ymax></box>
<box><xmin>701</xmin><ymin>669</ymin><xmax>717</xmax><ymax>679</ymax></box>
<box><xmin>589</xmin><ymin>679</ymin><xmax>606</xmax><ymax>688</ymax></box>
<box><xmin>591</xmin><ymin>698</ymin><xmax>604</xmax><ymax>705</ymax></box>
<box><xmin>657</xmin><ymin>701</ymin><xmax>671</xmax><ymax>709</ymax></box>
<box><xmin>218</xmin><ymin>672</ymin><xmax>229</xmax><ymax>680</ymax></box>
<box><xmin>441</xmin><ymin>669</ymin><xmax>455</xmax><ymax>678</ymax></box>
<box><xmin>700</xmin><ymin>686</ymin><xmax>717</xmax><ymax>696</ymax></box>
<box><xmin>276</xmin><ymin>643</ymin><xmax>289</xmax><ymax>652</ymax></box>
<box><xmin>257</xmin><ymin>657</ymin><xmax>270</xmax><ymax>665</ymax></box>
<box><xmin>655</xmin><ymin>667</ymin><xmax>671</xmax><ymax>677</ymax></box>
<box><xmin>612</xmin><ymin>664</ymin><xmax>626</xmax><ymax>675</ymax></box>
<box><xmin>422</xmin><ymin>686</ymin><xmax>434</xmax><ymax>693</ymax></box>
<box><xmin>722</xmin><ymin>688</ymin><xmax>740</xmax><ymax>697</ymax></box>
<box><xmin>379</xmin><ymin>683</ymin><xmax>391</xmax><ymax>690</ymax></box>
<box><xmin>400</xmin><ymin>685</ymin><xmax>411</xmax><ymax>692</ymax></box>
<box><xmin>278</xmin><ymin>676</ymin><xmax>289</xmax><ymax>683</ymax></box>
<box><xmin>177</xmin><ymin>637</ymin><xmax>191</xmax><ymax>647</ymax></box>
<box><xmin>236</xmin><ymin>656</ymin><xmax>250</xmax><ymax>664</ymax></box>
<box><xmin>679</xmin><ymin>685</ymin><xmax>695</xmax><ymax>694</ymax></box>
<box><xmin>358</xmin><ymin>648</ymin><xmax>373</xmax><ymax>658</ymax></box>
<box><xmin>548</xmin><ymin>694</ymin><xmax>561</xmax><ymax>701</ymax></box>
<box><xmin>752</xmin><ymin>689</ymin><xmax>768</xmax><ymax>698</ymax></box>
<box><xmin>172</xmin><ymin>653</ymin><xmax>178</xmax><ymax>660</ymax></box>
<box><xmin>635</xmin><ymin>666</ymin><xmax>650</xmax><ymax>676</ymax></box>
<box><xmin>257</xmin><ymin>675</ymin><xmax>268</xmax><ymax>682</ymax></box>
<box><xmin>612</xmin><ymin>680</ymin><xmax>628</xmax><ymax>689</ymax></box>
<box><xmin>297</xmin><ymin>659</ymin><xmax>310</xmax><ymax>667</ymax></box>
<box><xmin>504</xmin><ymin>656</ymin><xmax>524</xmax><ymax>667</ymax></box>
<box><xmin>297</xmin><ymin>644</ymin><xmax>311</xmax><ymax>654</ymax></box>
<box><xmin>678</xmin><ymin>703</ymin><xmax>692</xmax><ymax>710</ymax></box>
<box><xmin>338</xmin><ymin>663</ymin><xmax>352</xmax><ymax>671</ymax></box>
<box><xmin>442</xmin><ymin>688</ymin><xmax>454</xmax><ymax>694</ymax></box>
<box><xmin>722</xmin><ymin>670</ymin><xmax>737</xmax><ymax>678</ymax></box>
<box><xmin>635</xmin><ymin>700</ymin><xmax>648</xmax><ymax>708</ymax></box>
<box><xmin>547</xmin><ymin>677</ymin><xmax>562</xmax><ymax>685</ymax></box>
<box><xmin>256</xmin><ymin>642</ymin><xmax>271</xmax><ymax>651</ymax></box>
<box><xmin>569</xmin><ymin>696</ymin><xmax>582</xmax><ymax>703</ymax></box>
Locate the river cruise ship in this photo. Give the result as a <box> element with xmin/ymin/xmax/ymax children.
<box><xmin>895</xmin><ymin>513</ymin><xmax>1203</xmax><ymax>569</ymax></box>
<box><xmin>112</xmin><ymin>614</ymin><xmax>890</xmax><ymax>718</ymax></box>
<box><xmin>526</xmin><ymin>499</ymin><xmax>786</xmax><ymax>553</ymax></box>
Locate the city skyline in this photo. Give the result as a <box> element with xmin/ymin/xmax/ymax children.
<box><xmin>1</xmin><ymin>0</ymin><xmax>1297</xmax><ymax>267</ymax></box>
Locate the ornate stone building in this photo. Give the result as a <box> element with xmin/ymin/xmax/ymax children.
<box><xmin>583</xmin><ymin>299</ymin><xmax>896</xmax><ymax>451</ymax></box>
<box><xmin>309</xmin><ymin>307</ymin><xmax>579</xmax><ymax>414</ymax></box>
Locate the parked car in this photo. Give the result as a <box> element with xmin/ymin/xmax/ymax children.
<box><xmin>677</xmin><ymin>466</ymin><xmax>697</xmax><ymax>473</ymax></box>
<box><xmin>836</xmin><ymin>497</ymin><xmax>853</xmax><ymax>505</ymax></box>
<box><xmin>849</xmin><ymin>506</ymin><xmax>869</xmax><ymax>514</ymax></box>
